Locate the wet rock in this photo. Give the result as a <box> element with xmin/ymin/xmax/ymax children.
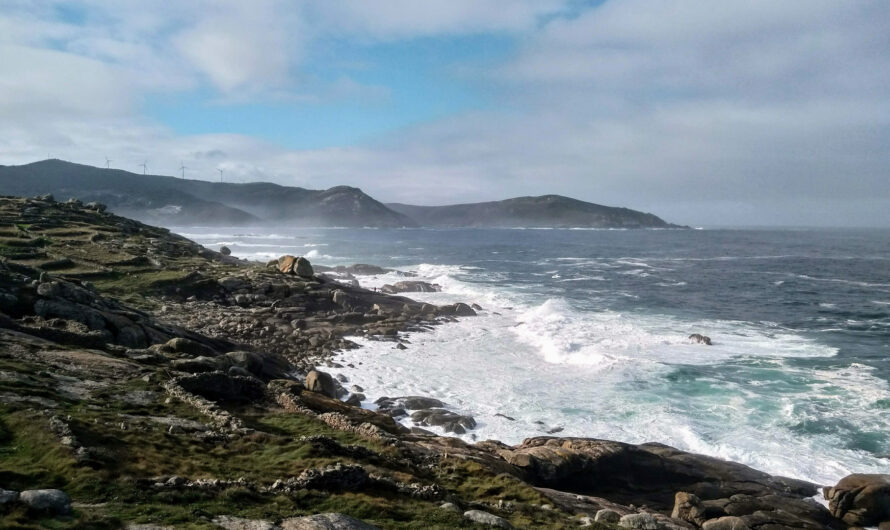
<box><xmin>824</xmin><ymin>473</ymin><xmax>890</xmax><ymax>527</ymax></box>
<box><xmin>280</xmin><ymin>512</ymin><xmax>379</xmax><ymax>530</ymax></box>
<box><xmin>380</xmin><ymin>281</ymin><xmax>440</xmax><ymax>294</ymax></box>
<box><xmin>375</xmin><ymin>396</ymin><xmax>445</xmax><ymax>412</ymax></box>
<box><xmin>463</xmin><ymin>509</ymin><xmax>514</xmax><ymax>529</ymax></box>
<box><xmin>18</xmin><ymin>489</ymin><xmax>71</xmax><ymax>514</ymax></box>
<box><xmin>410</xmin><ymin>408</ymin><xmax>476</xmax><ymax>434</ymax></box>
<box><xmin>438</xmin><ymin>302</ymin><xmax>477</xmax><ymax>317</ymax></box>
<box><xmin>688</xmin><ymin>333</ymin><xmax>712</xmax><ymax>345</ymax></box>
<box><xmin>219</xmin><ymin>246</ymin><xmax>232</xmax><ymax>256</ymax></box>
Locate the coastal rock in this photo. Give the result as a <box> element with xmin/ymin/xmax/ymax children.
<box><xmin>278</xmin><ymin>255</ymin><xmax>298</xmax><ymax>274</ymax></box>
<box><xmin>824</xmin><ymin>473</ymin><xmax>890</xmax><ymax>526</ymax></box>
<box><xmin>272</xmin><ymin>254</ymin><xmax>314</xmax><ymax>277</ymax></box>
<box><xmin>291</xmin><ymin>463</ymin><xmax>370</xmax><ymax>492</ymax></box>
<box><xmin>212</xmin><ymin>516</ymin><xmax>276</xmax><ymax>530</ymax></box>
<box><xmin>619</xmin><ymin>513</ymin><xmax>662</xmax><ymax>529</ymax></box>
<box><xmin>438</xmin><ymin>302</ymin><xmax>477</xmax><ymax>317</ymax></box>
<box><xmin>175</xmin><ymin>372</ymin><xmax>265</xmax><ymax>403</ymax></box>
<box><xmin>0</xmin><ymin>489</ymin><xmax>19</xmax><ymax>506</ymax></box>
<box><xmin>501</xmin><ymin>437</ymin><xmax>832</xmax><ymax>528</ymax></box>
<box><xmin>305</xmin><ymin>370</ymin><xmax>346</xmax><ymax>399</ymax></box>
<box><xmin>380</xmin><ymin>281</ymin><xmax>440</xmax><ymax>294</ymax></box>
<box><xmin>700</xmin><ymin>516</ymin><xmax>750</xmax><ymax>530</ymax></box>
<box><xmin>688</xmin><ymin>333</ymin><xmax>712</xmax><ymax>345</ymax></box>
<box><xmin>295</xmin><ymin>257</ymin><xmax>314</xmax><ymax>278</ymax></box>
<box><xmin>375</xmin><ymin>396</ymin><xmax>446</xmax><ymax>412</ymax></box>
<box><xmin>162</xmin><ymin>337</ymin><xmax>217</xmax><ymax>357</ymax></box>
<box><xmin>596</xmin><ymin>509</ymin><xmax>622</xmax><ymax>523</ymax></box>
<box><xmin>18</xmin><ymin>489</ymin><xmax>72</xmax><ymax>514</ymax></box>
<box><xmin>280</xmin><ymin>513</ymin><xmax>379</xmax><ymax>530</ymax></box>
<box><xmin>463</xmin><ymin>509</ymin><xmax>514</xmax><ymax>529</ymax></box>
<box><xmin>219</xmin><ymin>245</ymin><xmax>231</xmax><ymax>256</ymax></box>
<box><xmin>410</xmin><ymin>408</ymin><xmax>476</xmax><ymax>434</ymax></box>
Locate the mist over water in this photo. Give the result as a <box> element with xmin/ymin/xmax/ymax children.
<box><xmin>178</xmin><ymin>226</ymin><xmax>890</xmax><ymax>485</ymax></box>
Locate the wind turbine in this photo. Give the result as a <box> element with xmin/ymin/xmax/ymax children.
<box><xmin>179</xmin><ymin>161</ymin><xmax>187</xmax><ymax>179</ymax></box>
<box><xmin>139</xmin><ymin>161</ymin><xmax>148</xmax><ymax>175</ymax></box>
<box><xmin>217</xmin><ymin>168</ymin><xmax>224</xmax><ymax>182</ymax></box>
<box><xmin>105</xmin><ymin>156</ymin><xmax>112</xmax><ymax>169</ymax></box>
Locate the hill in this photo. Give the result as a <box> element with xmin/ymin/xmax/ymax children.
<box><xmin>0</xmin><ymin>160</ymin><xmax>684</xmax><ymax>229</ymax></box>
<box><xmin>388</xmin><ymin>195</ymin><xmax>683</xmax><ymax>228</ymax></box>
<box><xmin>0</xmin><ymin>160</ymin><xmax>415</xmax><ymax>227</ymax></box>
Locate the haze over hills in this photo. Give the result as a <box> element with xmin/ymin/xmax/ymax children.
<box><xmin>0</xmin><ymin>160</ymin><xmax>681</xmax><ymax>228</ymax></box>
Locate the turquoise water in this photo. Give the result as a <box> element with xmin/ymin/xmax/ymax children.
<box><xmin>179</xmin><ymin>226</ymin><xmax>890</xmax><ymax>484</ymax></box>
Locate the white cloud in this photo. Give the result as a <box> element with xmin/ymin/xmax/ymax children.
<box><xmin>0</xmin><ymin>0</ymin><xmax>888</xmax><ymax>226</ymax></box>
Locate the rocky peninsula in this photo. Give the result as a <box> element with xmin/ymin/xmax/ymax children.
<box><xmin>0</xmin><ymin>195</ymin><xmax>886</xmax><ymax>529</ymax></box>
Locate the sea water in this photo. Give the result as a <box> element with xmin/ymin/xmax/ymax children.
<box><xmin>176</xmin><ymin>226</ymin><xmax>890</xmax><ymax>485</ymax></box>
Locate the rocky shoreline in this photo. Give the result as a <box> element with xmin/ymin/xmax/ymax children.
<box><xmin>0</xmin><ymin>195</ymin><xmax>887</xmax><ymax>529</ymax></box>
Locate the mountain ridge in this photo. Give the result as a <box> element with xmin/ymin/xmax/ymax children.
<box><xmin>0</xmin><ymin>160</ymin><xmax>683</xmax><ymax>228</ymax></box>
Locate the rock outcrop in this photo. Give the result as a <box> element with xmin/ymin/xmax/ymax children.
<box><xmin>824</xmin><ymin>473</ymin><xmax>890</xmax><ymax>527</ymax></box>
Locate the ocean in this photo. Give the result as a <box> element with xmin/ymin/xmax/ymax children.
<box><xmin>176</xmin><ymin>226</ymin><xmax>890</xmax><ymax>485</ymax></box>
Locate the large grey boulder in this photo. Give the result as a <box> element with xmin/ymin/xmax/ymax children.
<box><xmin>18</xmin><ymin>488</ymin><xmax>71</xmax><ymax>514</ymax></box>
<box><xmin>619</xmin><ymin>513</ymin><xmax>662</xmax><ymax>529</ymax></box>
<box><xmin>463</xmin><ymin>509</ymin><xmax>514</xmax><ymax>528</ymax></box>
<box><xmin>280</xmin><ymin>512</ymin><xmax>379</xmax><ymax>529</ymax></box>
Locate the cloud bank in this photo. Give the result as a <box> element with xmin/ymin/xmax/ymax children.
<box><xmin>0</xmin><ymin>0</ymin><xmax>888</xmax><ymax>226</ymax></box>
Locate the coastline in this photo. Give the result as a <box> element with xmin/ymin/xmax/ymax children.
<box><xmin>0</xmin><ymin>195</ymin><xmax>881</xmax><ymax>529</ymax></box>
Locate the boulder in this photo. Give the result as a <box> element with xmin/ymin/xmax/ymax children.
<box><xmin>463</xmin><ymin>509</ymin><xmax>514</xmax><ymax>529</ymax></box>
<box><xmin>410</xmin><ymin>408</ymin><xmax>476</xmax><ymax>434</ymax></box>
<box><xmin>295</xmin><ymin>257</ymin><xmax>314</xmax><ymax>278</ymax></box>
<box><xmin>280</xmin><ymin>513</ymin><xmax>379</xmax><ymax>530</ymax></box>
<box><xmin>0</xmin><ymin>489</ymin><xmax>18</xmax><ymax>506</ymax></box>
<box><xmin>18</xmin><ymin>489</ymin><xmax>71</xmax><ymax>514</ymax></box>
<box><xmin>375</xmin><ymin>396</ymin><xmax>446</xmax><ymax>412</ymax></box>
<box><xmin>292</xmin><ymin>463</ymin><xmax>369</xmax><ymax>492</ymax></box>
<box><xmin>824</xmin><ymin>473</ymin><xmax>890</xmax><ymax>526</ymax></box>
<box><xmin>595</xmin><ymin>509</ymin><xmax>621</xmax><ymax>523</ymax></box>
<box><xmin>439</xmin><ymin>302</ymin><xmax>477</xmax><ymax>317</ymax></box>
<box><xmin>175</xmin><ymin>372</ymin><xmax>265</xmax><ymax>403</ymax></box>
<box><xmin>162</xmin><ymin>337</ymin><xmax>216</xmax><ymax>357</ymax></box>
<box><xmin>689</xmin><ymin>333</ymin><xmax>712</xmax><ymax>345</ymax></box>
<box><xmin>212</xmin><ymin>515</ymin><xmax>276</xmax><ymax>530</ymax></box>
<box><xmin>380</xmin><ymin>281</ymin><xmax>440</xmax><ymax>294</ymax></box>
<box><xmin>171</xmin><ymin>356</ymin><xmax>225</xmax><ymax>373</ymax></box>
<box><xmin>701</xmin><ymin>516</ymin><xmax>751</xmax><ymax>530</ymax></box>
<box><xmin>219</xmin><ymin>246</ymin><xmax>231</xmax><ymax>256</ymax></box>
<box><xmin>278</xmin><ymin>255</ymin><xmax>298</xmax><ymax>274</ymax></box>
<box><xmin>672</xmin><ymin>492</ymin><xmax>710</xmax><ymax>526</ymax></box>
<box><xmin>619</xmin><ymin>513</ymin><xmax>661</xmax><ymax>529</ymax></box>
<box><xmin>305</xmin><ymin>370</ymin><xmax>346</xmax><ymax>399</ymax></box>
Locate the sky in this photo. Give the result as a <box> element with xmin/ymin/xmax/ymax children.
<box><xmin>0</xmin><ymin>1</ymin><xmax>888</xmax><ymax>227</ymax></box>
